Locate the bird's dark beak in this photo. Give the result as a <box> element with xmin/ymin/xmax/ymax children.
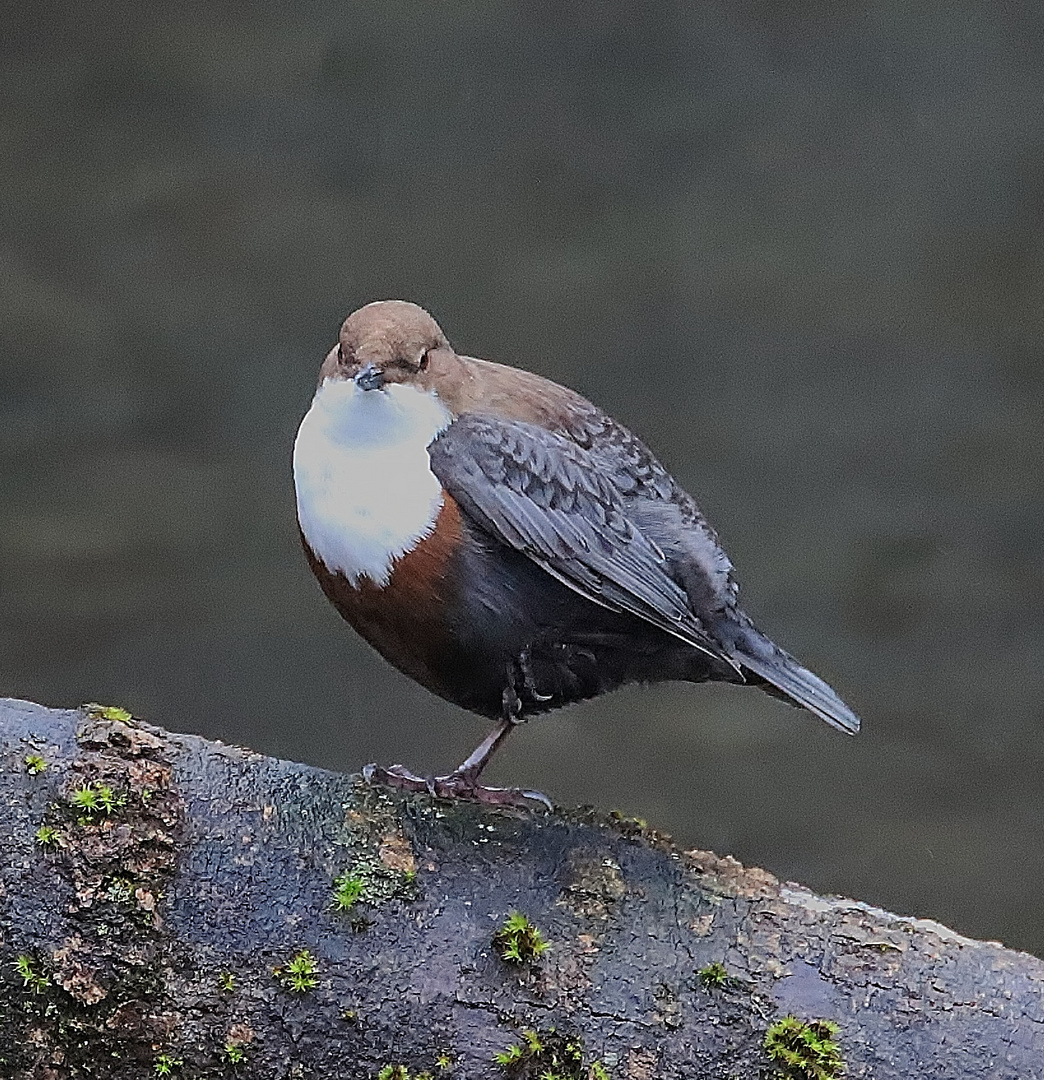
<box><xmin>354</xmin><ymin>363</ymin><xmax>385</xmax><ymax>391</ymax></box>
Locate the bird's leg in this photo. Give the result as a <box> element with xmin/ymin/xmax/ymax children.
<box><xmin>363</xmin><ymin>668</ymin><xmax>553</xmax><ymax>810</ymax></box>
<box><xmin>447</xmin><ymin>716</ymin><xmax>517</xmax><ymax>786</ymax></box>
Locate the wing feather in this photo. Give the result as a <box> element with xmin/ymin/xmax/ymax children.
<box><xmin>428</xmin><ymin>415</ymin><xmax>741</xmax><ymax>675</ymax></box>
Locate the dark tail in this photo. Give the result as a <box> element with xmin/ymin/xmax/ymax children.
<box><xmin>725</xmin><ymin>621</ymin><xmax>861</xmax><ymax>735</ymax></box>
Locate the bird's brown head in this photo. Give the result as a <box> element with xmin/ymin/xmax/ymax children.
<box><xmin>318</xmin><ymin>300</ymin><xmax>468</xmax><ymax>402</ymax></box>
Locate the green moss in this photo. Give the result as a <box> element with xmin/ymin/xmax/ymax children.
<box><xmin>24</xmin><ymin>753</ymin><xmax>47</xmax><ymax>775</ymax></box>
<box><xmin>764</xmin><ymin>1016</ymin><xmax>845</xmax><ymax>1080</ymax></box>
<box><xmin>496</xmin><ymin>1042</ymin><xmax>525</xmax><ymax>1066</ymax></box>
<box><xmin>493</xmin><ymin>912</ymin><xmax>550</xmax><ymax>965</ymax></box>
<box><xmin>223</xmin><ymin>1043</ymin><xmax>246</xmax><ymax>1065</ymax></box>
<box><xmin>34</xmin><ymin>824</ymin><xmax>60</xmax><ymax>847</ymax></box>
<box><xmin>698</xmin><ymin>961</ymin><xmax>729</xmax><ymax>988</ymax></box>
<box><xmin>70</xmin><ymin>785</ymin><xmax>100</xmax><ymax>813</ymax></box>
<box><xmin>69</xmin><ymin>782</ymin><xmax>127</xmax><ymax>822</ymax></box>
<box><xmin>375</xmin><ymin>1056</ymin><xmax>453</xmax><ymax>1079</ymax></box>
<box><xmin>97</xmin><ymin>784</ymin><xmax>123</xmax><ymax>813</ymax></box>
<box><xmin>12</xmin><ymin>954</ymin><xmax>51</xmax><ymax>994</ymax></box>
<box><xmin>83</xmin><ymin>702</ymin><xmax>135</xmax><ymax>724</ymax></box>
<box><xmin>154</xmin><ymin>1053</ymin><xmax>182</xmax><ymax>1075</ymax></box>
<box><xmin>104</xmin><ymin>875</ymin><xmax>136</xmax><ymax>904</ymax></box>
<box><xmin>493</xmin><ymin>1027</ymin><xmax>608</xmax><ymax>1079</ymax></box>
<box><xmin>218</xmin><ymin>970</ymin><xmax>236</xmax><ymax>993</ymax></box>
<box><xmin>331</xmin><ymin>871</ymin><xmax>367</xmax><ymax>912</ymax></box>
<box><xmin>329</xmin><ymin>857</ymin><xmax>417</xmax><ymax>918</ymax></box>
<box><xmin>275</xmin><ymin>949</ymin><xmax>318</xmax><ymax>992</ymax></box>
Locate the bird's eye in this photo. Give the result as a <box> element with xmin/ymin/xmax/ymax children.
<box><xmin>417</xmin><ymin>350</ymin><xmax>430</xmax><ymax>372</ymax></box>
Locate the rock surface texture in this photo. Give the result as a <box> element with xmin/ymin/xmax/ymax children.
<box><xmin>0</xmin><ymin>697</ymin><xmax>1041</xmax><ymax>1079</ymax></box>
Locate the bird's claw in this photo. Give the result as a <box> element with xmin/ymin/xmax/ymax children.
<box><xmin>362</xmin><ymin>762</ymin><xmax>553</xmax><ymax>811</ymax></box>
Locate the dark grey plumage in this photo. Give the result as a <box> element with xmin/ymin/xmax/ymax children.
<box><xmin>430</xmin><ymin>410</ymin><xmax>860</xmax><ymax>735</ymax></box>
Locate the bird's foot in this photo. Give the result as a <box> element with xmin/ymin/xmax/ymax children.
<box><xmin>362</xmin><ymin>762</ymin><xmax>552</xmax><ymax>811</ymax></box>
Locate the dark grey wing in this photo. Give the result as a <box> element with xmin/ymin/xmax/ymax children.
<box><xmin>558</xmin><ymin>399</ymin><xmax>740</xmax><ymax>614</ymax></box>
<box><xmin>428</xmin><ymin>414</ymin><xmax>741</xmax><ymax>675</ymax></box>
<box><xmin>556</xmin><ymin>405</ymin><xmax>860</xmax><ymax>734</ymax></box>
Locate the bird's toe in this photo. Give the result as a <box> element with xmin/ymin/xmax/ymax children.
<box><xmin>363</xmin><ymin>761</ymin><xmax>552</xmax><ymax>811</ymax></box>
<box><xmin>362</xmin><ymin>762</ymin><xmax>431</xmax><ymax>793</ymax></box>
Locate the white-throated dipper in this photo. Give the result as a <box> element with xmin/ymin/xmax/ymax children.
<box><xmin>293</xmin><ymin>300</ymin><xmax>860</xmax><ymax>807</ymax></box>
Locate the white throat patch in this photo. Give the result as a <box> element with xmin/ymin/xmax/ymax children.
<box><xmin>293</xmin><ymin>377</ymin><xmax>453</xmax><ymax>586</ymax></box>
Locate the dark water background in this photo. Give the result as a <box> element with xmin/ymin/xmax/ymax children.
<box><xmin>2</xmin><ymin>2</ymin><xmax>1043</xmax><ymax>955</ymax></box>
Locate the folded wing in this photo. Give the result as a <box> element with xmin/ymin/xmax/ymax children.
<box><xmin>428</xmin><ymin>414</ymin><xmax>741</xmax><ymax>677</ymax></box>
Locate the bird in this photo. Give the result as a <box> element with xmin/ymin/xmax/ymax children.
<box><xmin>293</xmin><ymin>300</ymin><xmax>860</xmax><ymax>807</ymax></box>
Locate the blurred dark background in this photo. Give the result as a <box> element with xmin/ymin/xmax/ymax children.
<box><xmin>2</xmin><ymin>1</ymin><xmax>1043</xmax><ymax>955</ymax></box>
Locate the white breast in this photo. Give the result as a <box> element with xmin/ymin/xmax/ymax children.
<box><xmin>293</xmin><ymin>377</ymin><xmax>453</xmax><ymax>586</ymax></box>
